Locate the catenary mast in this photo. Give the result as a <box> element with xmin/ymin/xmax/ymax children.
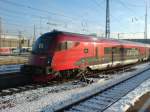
<box><xmin>105</xmin><ymin>0</ymin><xmax>110</xmax><ymax>38</ymax></box>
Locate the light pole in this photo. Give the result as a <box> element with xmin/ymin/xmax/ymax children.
<box><xmin>144</xmin><ymin>0</ymin><xmax>147</xmax><ymax>41</ymax></box>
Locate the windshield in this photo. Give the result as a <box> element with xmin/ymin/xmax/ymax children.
<box><xmin>32</xmin><ymin>33</ymin><xmax>55</xmax><ymax>54</ymax></box>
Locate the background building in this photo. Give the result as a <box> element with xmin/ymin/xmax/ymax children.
<box><xmin>0</xmin><ymin>34</ymin><xmax>32</xmax><ymax>48</ymax></box>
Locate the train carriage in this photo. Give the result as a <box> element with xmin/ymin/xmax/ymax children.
<box><xmin>0</xmin><ymin>47</ymin><xmax>11</xmax><ymax>55</ymax></box>
<box><xmin>21</xmin><ymin>30</ymin><xmax>150</xmax><ymax>82</ymax></box>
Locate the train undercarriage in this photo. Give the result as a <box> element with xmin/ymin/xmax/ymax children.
<box><xmin>21</xmin><ymin>57</ymin><xmax>149</xmax><ymax>83</ymax></box>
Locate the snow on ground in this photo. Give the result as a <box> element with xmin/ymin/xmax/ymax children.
<box><xmin>0</xmin><ymin>80</ymin><xmax>94</xmax><ymax>111</ymax></box>
<box><xmin>0</xmin><ymin>63</ymin><xmax>150</xmax><ymax>112</ymax></box>
<box><xmin>104</xmin><ymin>78</ymin><xmax>150</xmax><ymax>112</ymax></box>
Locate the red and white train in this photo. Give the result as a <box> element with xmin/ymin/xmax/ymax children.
<box><xmin>0</xmin><ymin>47</ymin><xmax>11</xmax><ymax>55</ymax></box>
<box><xmin>0</xmin><ymin>47</ymin><xmax>32</xmax><ymax>55</ymax></box>
<box><xmin>21</xmin><ymin>30</ymin><xmax>150</xmax><ymax>82</ymax></box>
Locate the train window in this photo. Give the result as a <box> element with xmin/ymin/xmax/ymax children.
<box><xmin>74</xmin><ymin>42</ymin><xmax>80</xmax><ymax>47</ymax></box>
<box><xmin>67</xmin><ymin>41</ymin><xmax>74</xmax><ymax>49</ymax></box>
<box><xmin>113</xmin><ymin>47</ymin><xmax>120</xmax><ymax>54</ymax></box>
<box><xmin>120</xmin><ymin>47</ymin><xmax>124</xmax><ymax>52</ymax></box>
<box><xmin>56</xmin><ymin>41</ymin><xmax>79</xmax><ymax>51</ymax></box>
<box><xmin>104</xmin><ymin>47</ymin><xmax>111</xmax><ymax>54</ymax></box>
<box><xmin>84</xmin><ymin>48</ymin><xmax>88</xmax><ymax>53</ymax></box>
<box><xmin>126</xmin><ymin>48</ymin><xmax>139</xmax><ymax>56</ymax></box>
<box><xmin>59</xmin><ymin>41</ymin><xmax>67</xmax><ymax>50</ymax></box>
<box><xmin>62</xmin><ymin>41</ymin><xmax>67</xmax><ymax>50</ymax></box>
<box><xmin>32</xmin><ymin>36</ymin><xmax>53</xmax><ymax>54</ymax></box>
<box><xmin>39</xmin><ymin>43</ymin><xmax>44</xmax><ymax>48</ymax></box>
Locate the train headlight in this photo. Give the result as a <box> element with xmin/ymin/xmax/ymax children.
<box><xmin>46</xmin><ymin>67</ymin><xmax>52</xmax><ymax>74</ymax></box>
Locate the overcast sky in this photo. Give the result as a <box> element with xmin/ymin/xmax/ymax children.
<box><xmin>0</xmin><ymin>0</ymin><xmax>149</xmax><ymax>39</ymax></box>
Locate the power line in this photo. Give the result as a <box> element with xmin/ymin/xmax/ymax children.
<box><xmin>117</xmin><ymin>0</ymin><xmax>136</xmax><ymax>13</ymax></box>
<box><xmin>0</xmin><ymin>13</ymin><xmax>29</xmax><ymax>26</ymax></box>
<box><xmin>91</xmin><ymin>0</ymin><xmax>129</xmax><ymax>34</ymax></box>
<box><xmin>0</xmin><ymin>0</ymin><xmax>77</xmax><ymax>20</ymax></box>
<box><xmin>91</xmin><ymin>0</ymin><xmax>123</xmax><ymax>24</ymax></box>
<box><xmin>3</xmin><ymin>21</ymin><xmax>30</xmax><ymax>28</ymax></box>
<box><xmin>91</xmin><ymin>0</ymin><xmax>146</xmax><ymax>34</ymax></box>
<box><xmin>0</xmin><ymin>6</ymin><xmax>90</xmax><ymax>27</ymax></box>
<box><xmin>0</xmin><ymin>6</ymin><xmax>104</xmax><ymax>35</ymax></box>
<box><xmin>92</xmin><ymin>0</ymin><xmax>105</xmax><ymax>9</ymax></box>
<box><xmin>119</xmin><ymin>1</ymin><xmax>145</xmax><ymax>7</ymax></box>
<box><xmin>0</xmin><ymin>7</ymin><xmax>51</xmax><ymax>20</ymax></box>
<box><xmin>117</xmin><ymin>0</ymin><xmax>144</xmax><ymax>19</ymax></box>
<box><xmin>0</xmin><ymin>10</ymin><xmax>73</xmax><ymax>29</ymax></box>
<box><xmin>0</xmin><ymin>0</ymin><xmax>104</xmax><ymax>27</ymax></box>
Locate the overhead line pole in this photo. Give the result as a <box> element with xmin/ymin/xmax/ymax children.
<box><xmin>144</xmin><ymin>0</ymin><xmax>148</xmax><ymax>59</ymax></box>
<box><xmin>33</xmin><ymin>24</ymin><xmax>36</xmax><ymax>43</ymax></box>
<box><xmin>144</xmin><ymin>0</ymin><xmax>147</xmax><ymax>41</ymax></box>
<box><xmin>105</xmin><ymin>0</ymin><xmax>110</xmax><ymax>38</ymax></box>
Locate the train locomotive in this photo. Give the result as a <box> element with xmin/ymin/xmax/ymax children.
<box><xmin>21</xmin><ymin>30</ymin><xmax>150</xmax><ymax>82</ymax></box>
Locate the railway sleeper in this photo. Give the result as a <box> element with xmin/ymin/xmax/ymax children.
<box><xmin>81</xmin><ymin>101</ymin><xmax>106</xmax><ymax>110</ymax></box>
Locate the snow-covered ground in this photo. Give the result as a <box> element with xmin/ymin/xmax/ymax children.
<box><xmin>104</xmin><ymin>78</ymin><xmax>150</xmax><ymax>112</ymax></box>
<box><xmin>0</xmin><ymin>63</ymin><xmax>150</xmax><ymax>112</ymax></box>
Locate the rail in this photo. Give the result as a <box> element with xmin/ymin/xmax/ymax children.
<box><xmin>52</xmin><ymin>66</ymin><xmax>150</xmax><ymax>112</ymax></box>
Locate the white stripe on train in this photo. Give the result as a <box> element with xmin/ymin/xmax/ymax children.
<box><xmin>89</xmin><ymin>58</ymin><xmax>147</xmax><ymax>70</ymax></box>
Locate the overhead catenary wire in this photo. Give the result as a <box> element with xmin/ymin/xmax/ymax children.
<box><xmin>0</xmin><ymin>0</ymin><xmax>78</xmax><ymax>21</ymax></box>
<box><xmin>0</xmin><ymin>0</ymin><xmax>147</xmax><ymax>39</ymax></box>
<box><xmin>117</xmin><ymin>0</ymin><xmax>144</xmax><ymax>20</ymax></box>
<box><xmin>92</xmin><ymin>0</ymin><xmax>147</xmax><ymax>34</ymax></box>
<box><xmin>0</xmin><ymin>0</ymin><xmax>104</xmax><ymax>26</ymax></box>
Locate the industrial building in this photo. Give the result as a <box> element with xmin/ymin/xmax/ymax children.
<box><xmin>0</xmin><ymin>34</ymin><xmax>32</xmax><ymax>48</ymax></box>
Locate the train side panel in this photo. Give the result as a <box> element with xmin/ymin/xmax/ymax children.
<box><xmin>52</xmin><ymin>41</ymin><xmax>95</xmax><ymax>71</ymax></box>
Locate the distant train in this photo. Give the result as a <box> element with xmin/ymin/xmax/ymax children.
<box><xmin>21</xmin><ymin>30</ymin><xmax>150</xmax><ymax>82</ymax></box>
<box><xmin>0</xmin><ymin>47</ymin><xmax>32</xmax><ymax>55</ymax></box>
<box><xmin>0</xmin><ymin>47</ymin><xmax>11</xmax><ymax>55</ymax></box>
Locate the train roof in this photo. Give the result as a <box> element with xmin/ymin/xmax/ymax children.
<box><xmin>42</xmin><ymin>30</ymin><xmax>149</xmax><ymax>47</ymax></box>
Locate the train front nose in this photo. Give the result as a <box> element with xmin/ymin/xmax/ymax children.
<box><xmin>24</xmin><ymin>54</ymin><xmax>53</xmax><ymax>75</ymax></box>
<box><xmin>29</xmin><ymin>54</ymin><xmax>52</xmax><ymax>66</ymax></box>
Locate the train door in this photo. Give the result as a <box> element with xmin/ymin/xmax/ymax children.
<box><xmin>112</xmin><ymin>46</ymin><xmax>124</xmax><ymax>65</ymax></box>
<box><xmin>149</xmin><ymin>48</ymin><xmax>150</xmax><ymax>60</ymax></box>
<box><xmin>95</xmin><ymin>47</ymin><xmax>98</xmax><ymax>58</ymax></box>
<box><xmin>112</xmin><ymin>47</ymin><xmax>114</xmax><ymax>65</ymax></box>
<box><xmin>120</xmin><ymin>46</ymin><xmax>124</xmax><ymax>64</ymax></box>
<box><xmin>104</xmin><ymin>47</ymin><xmax>112</xmax><ymax>65</ymax></box>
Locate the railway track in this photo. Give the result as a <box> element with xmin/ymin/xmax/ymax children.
<box><xmin>0</xmin><ymin>64</ymin><xmax>32</xmax><ymax>90</ymax></box>
<box><xmin>0</xmin><ymin>63</ymin><xmax>138</xmax><ymax>96</ymax></box>
<box><xmin>0</xmin><ymin>80</ymin><xmax>69</xmax><ymax>96</ymax></box>
<box><xmin>0</xmin><ymin>62</ymin><xmax>148</xmax><ymax>94</ymax></box>
<box><xmin>0</xmin><ymin>73</ymin><xmax>32</xmax><ymax>90</ymax></box>
<box><xmin>53</xmin><ymin>65</ymin><xmax>150</xmax><ymax>112</ymax></box>
<box><xmin>0</xmin><ymin>63</ymin><xmax>149</xmax><ymax>111</ymax></box>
